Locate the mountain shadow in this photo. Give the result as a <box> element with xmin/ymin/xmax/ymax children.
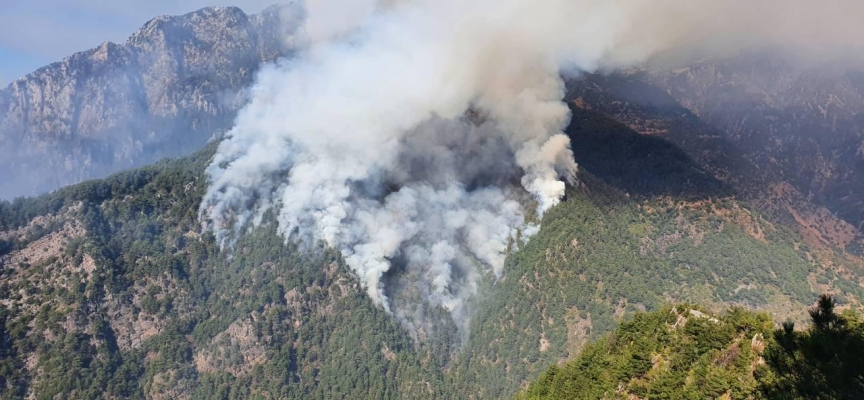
<box><xmin>565</xmin><ymin>105</ymin><xmax>729</xmax><ymax>200</ymax></box>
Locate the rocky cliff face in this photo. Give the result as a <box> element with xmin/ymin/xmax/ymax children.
<box><xmin>0</xmin><ymin>5</ymin><xmax>299</xmax><ymax>200</ymax></box>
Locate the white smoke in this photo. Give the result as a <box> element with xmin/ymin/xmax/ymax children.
<box><xmin>201</xmin><ymin>0</ymin><xmax>864</xmax><ymax>336</ymax></box>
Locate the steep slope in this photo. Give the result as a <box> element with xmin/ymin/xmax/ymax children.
<box><xmin>0</xmin><ymin>5</ymin><xmax>298</xmax><ymax>200</ymax></box>
<box><xmin>0</xmin><ymin>146</ymin><xmax>447</xmax><ymax>399</ymax></box>
<box><xmin>449</xmin><ymin>175</ymin><xmax>851</xmax><ymax>398</ymax></box>
<box><xmin>2</xmin><ymin>110</ymin><xmax>861</xmax><ymax>398</ymax></box>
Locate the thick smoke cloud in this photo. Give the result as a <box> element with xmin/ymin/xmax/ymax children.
<box><xmin>201</xmin><ymin>0</ymin><xmax>864</xmax><ymax>336</ymax></box>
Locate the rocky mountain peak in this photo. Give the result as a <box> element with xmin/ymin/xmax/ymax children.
<box><xmin>0</xmin><ymin>5</ymin><xmax>299</xmax><ymax>200</ymax></box>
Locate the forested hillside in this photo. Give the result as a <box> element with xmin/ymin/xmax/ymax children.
<box><xmin>0</xmin><ymin>145</ymin><xmax>450</xmax><ymax>399</ymax></box>
<box><xmin>1</xmin><ymin>107</ymin><xmax>861</xmax><ymax>398</ymax></box>
<box><xmin>448</xmin><ymin>172</ymin><xmax>852</xmax><ymax>398</ymax></box>
<box><xmin>519</xmin><ymin>296</ymin><xmax>864</xmax><ymax>399</ymax></box>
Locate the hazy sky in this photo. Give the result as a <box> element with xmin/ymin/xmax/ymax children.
<box><xmin>0</xmin><ymin>1</ymin><xmax>281</xmax><ymax>85</ymax></box>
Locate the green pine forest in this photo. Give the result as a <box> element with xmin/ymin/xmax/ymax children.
<box><xmin>519</xmin><ymin>295</ymin><xmax>864</xmax><ymax>399</ymax></box>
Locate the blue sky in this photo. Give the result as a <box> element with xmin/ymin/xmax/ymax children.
<box><xmin>0</xmin><ymin>0</ymin><xmax>278</xmax><ymax>86</ymax></box>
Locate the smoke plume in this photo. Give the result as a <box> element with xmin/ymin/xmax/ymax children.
<box><xmin>201</xmin><ymin>0</ymin><xmax>864</xmax><ymax>336</ymax></box>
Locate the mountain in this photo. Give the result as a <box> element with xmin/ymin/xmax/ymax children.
<box><xmin>1</xmin><ymin>115</ymin><xmax>861</xmax><ymax>398</ymax></box>
<box><xmin>3</xmin><ymin>5</ymin><xmax>861</xmax><ymax>262</ymax></box>
<box><xmin>0</xmin><ymin>5</ymin><xmax>298</xmax><ymax>200</ymax></box>
<box><xmin>1</xmin><ymin>5</ymin><xmax>864</xmax><ymax>400</ymax></box>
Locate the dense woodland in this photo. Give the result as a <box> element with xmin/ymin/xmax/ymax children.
<box><xmin>0</xmin><ymin>112</ymin><xmax>861</xmax><ymax>398</ymax></box>
<box><xmin>519</xmin><ymin>295</ymin><xmax>864</xmax><ymax>400</ymax></box>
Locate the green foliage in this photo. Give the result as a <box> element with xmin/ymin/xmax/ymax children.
<box><xmin>0</xmin><ymin>144</ymin><xmax>445</xmax><ymax>399</ymax></box>
<box><xmin>517</xmin><ymin>305</ymin><xmax>774</xmax><ymax>400</ymax></box>
<box><xmin>520</xmin><ymin>297</ymin><xmax>864</xmax><ymax>400</ymax></box>
<box><xmin>762</xmin><ymin>295</ymin><xmax>864</xmax><ymax>399</ymax></box>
